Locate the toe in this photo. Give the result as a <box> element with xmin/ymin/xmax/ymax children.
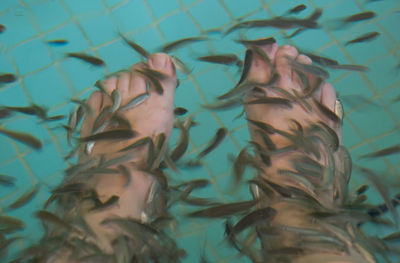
<box><xmin>320</xmin><ymin>83</ymin><xmax>336</xmax><ymax>111</ymax></box>
<box><xmin>246</xmin><ymin>43</ymin><xmax>279</xmax><ymax>84</ymax></box>
<box><xmin>80</xmin><ymin>91</ymin><xmax>103</xmax><ymax>138</ymax></box>
<box><xmin>275</xmin><ymin>45</ymin><xmax>299</xmax><ymax>87</ymax></box>
<box><xmin>148</xmin><ymin>53</ymin><xmax>175</xmax><ymax>78</ymax></box>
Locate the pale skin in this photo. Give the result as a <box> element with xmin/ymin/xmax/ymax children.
<box><xmin>51</xmin><ymin>43</ymin><xmax>368</xmax><ymax>262</ymax></box>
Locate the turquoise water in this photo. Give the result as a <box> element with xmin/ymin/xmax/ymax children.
<box><xmin>1</xmin><ymin>0</ymin><xmax>400</xmax><ymax>262</ymax></box>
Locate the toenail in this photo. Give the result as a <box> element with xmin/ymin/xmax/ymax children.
<box><xmin>151</xmin><ymin>54</ymin><xmax>168</xmax><ymax>68</ymax></box>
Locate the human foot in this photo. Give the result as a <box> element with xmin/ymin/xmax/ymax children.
<box><xmin>76</xmin><ymin>53</ymin><xmax>177</xmax><ymax>252</ymax></box>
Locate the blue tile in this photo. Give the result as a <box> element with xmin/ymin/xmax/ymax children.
<box><xmin>379</xmin><ymin>13</ymin><xmax>400</xmax><ymax>42</ymax></box>
<box><xmin>24</xmin><ymin>141</ymin><xmax>66</xmax><ymax>180</ymax></box>
<box><xmin>0</xmin><ymin>7</ymin><xmax>37</xmax><ymax>47</ymax></box>
<box><xmin>159</xmin><ymin>12</ymin><xmax>200</xmax><ymax>41</ymax></box>
<box><xmin>0</xmin><ymin>83</ymin><xmax>30</xmax><ymax>106</ymax></box>
<box><xmin>189</xmin><ymin>111</ymin><xmax>220</xmax><ymax>146</ymax></box>
<box><xmin>188</xmin><ymin>0</ymin><xmax>231</xmax><ymax>30</ymax></box>
<box><xmin>223</xmin><ymin>0</ymin><xmax>262</xmax><ymax>18</ymax></box>
<box><xmin>0</xmin><ymin>135</ymin><xmax>17</xmax><ymax>162</ymax></box>
<box><xmin>63</xmin><ymin>0</ymin><xmax>104</xmax><ymax>16</ymax></box>
<box><xmin>112</xmin><ymin>0</ymin><xmax>152</xmax><ymax>32</ymax></box>
<box><xmin>104</xmin><ymin>0</ymin><xmax>126</xmax><ymax>8</ymax></box>
<box><xmin>24</xmin><ymin>66</ymin><xmax>73</xmax><ymax>107</ymax></box>
<box><xmin>0</xmin><ymin>0</ymin><xmax>17</xmax><ymax>12</ymax></box>
<box><xmin>43</xmin><ymin>22</ymin><xmax>90</xmax><ymax>60</ymax></box>
<box><xmin>80</xmin><ymin>15</ymin><xmax>117</xmax><ymax>46</ymax></box>
<box><xmin>194</xmin><ymin>67</ymin><xmax>236</xmax><ymax>102</ymax></box>
<box><xmin>128</xmin><ymin>27</ymin><xmax>164</xmax><ymax>53</ymax></box>
<box><xmin>11</xmin><ymin>38</ymin><xmax>53</xmax><ymax>75</ymax></box>
<box><xmin>147</xmin><ymin>0</ymin><xmax>179</xmax><ymax>20</ymax></box>
<box><xmin>29</xmin><ymin>0</ymin><xmax>70</xmax><ymax>32</ymax></box>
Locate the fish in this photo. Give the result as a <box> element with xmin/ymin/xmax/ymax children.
<box><xmin>286</xmin><ymin>4</ymin><xmax>307</xmax><ymax>15</ymax></box>
<box><xmin>118</xmin><ymin>136</ymin><xmax>153</xmax><ymax>152</ymax></box>
<box><xmin>0</xmin><ymin>108</ymin><xmax>12</xmax><ymax>119</ymax></box>
<box><xmin>174</xmin><ymin>107</ymin><xmax>188</xmax><ymax>116</ymax></box>
<box><xmin>233</xmin><ymin>149</ymin><xmax>250</xmax><ymax>187</ymax></box>
<box><xmin>0</xmin><ymin>128</ymin><xmax>42</xmax><ymax>150</ymax></box>
<box><xmin>328</xmin><ymin>64</ymin><xmax>368</xmax><ymax>72</ymax></box>
<box><xmin>66</xmin><ymin>52</ymin><xmax>105</xmax><ymax>66</ymax></box>
<box><xmin>170</xmin><ymin>122</ymin><xmax>189</xmax><ymax>162</ymax></box>
<box><xmin>382</xmin><ymin>231</ymin><xmax>400</xmax><ymax>242</ymax></box>
<box><xmin>170</xmin><ymin>55</ymin><xmax>192</xmax><ymax>75</ymax></box>
<box><xmin>79</xmin><ymin>129</ymin><xmax>136</xmax><ymax>143</ymax></box>
<box><xmin>202</xmin><ymin>97</ymin><xmax>243</xmax><ymax>111</ymax></box>
<box><xmin>225</xmin><ymin>9</ymin><xmax>322</xmax><ymax>34</ymax></box>
<box><xmin>285</xmin><ymin>28</ymin><xmax>306</xmax><ymax>38</ymax></box>
<box><xmin>197</xmin><ymin>54</ymin><xmax>241</xmax><ymax>66</ymax></box>
<box><xmin>119</xmin><ymin>33</ymin><xmax>150</xmax><ymax>58</ymax></box>
<box><xmin>52</xmin><ymin>183</ymin><xmax>87</xmax><ymax>194</ymax></box>
<box><xmin>160</xmin><ymin>37</ymin><xmax>206</xmax><ymax>53</ymax></box>
<box><xmin>301</xmin><ymin>52</ymin><xmax>339</xmax><ymax>66</ymax></box>
<box><xmin>0</xmin><ymin>73</ymin><xmax>16</xmax><ymax>84</ymax></box>
<box><xmin>287</xmin><ymin>57</ymin><xmax>330</xmax><ymax>79</ymax></box>
<box><xmin>345</xmin><ymin>31</ymin><xmax>380</xmax><ymax>46</ymax></box>
<box><xmin>0</xmin><ymin>215</ymin><xmax>25</xmax><ymax>233</ymax></box>
<box><xmin>187</xmin><ymin>200</ymin><xmax>256</xmax><ymax>218</ymax></box>
<box><xmin>357</xmin><ymin>166</ymin><xmax>399</xmax><ymax>225</ymax></box>
<box><xmin>197</xmin><ymin>127</ymin><xmax>228</xmax><ymax>158</ymax></box>
<box><xmin>3</xmin><ymin>105</ymin><xmax>47</xmax><ymax>118</ymax></box>
<box><xmin>356</xmin><ymin>184</ymin><xmax>369</xmax><ymax>195</ymax></box>
<box><xmin>0</xmin><ymin>174</ymin><xmax>15</xmax><ymax>187</ymax></box>
<box><xmin>0</xmin><ymin>24</ymin><xmax>5</xmax><ymax>33</ymax></box>
<box><xmin>231</xmin><ymin>207</ymin><xmax>277</xmax><ymax>235</ymax></box>
<box><xmin>217</xmin><ymin>76</ymin><xmax>278</xmax><ymax>100</ymax></box>
<box><xmin>183</xmin><ymin>196</ymin><xmax>221</xmax><ymax>206</ymax></box>
<box><xmin>118</xmin><ymin>92</ymin><xmax>149</xmax><ymax>112</ymax></box>
<box><xmin>343</xmin><ymin>11</ymin><xmax>376</xmax><ymax>23</ymax></box>
<box><xmin>314</xmin><ymin>99</ymin><xmax>341</xmax><ymax>123</ymax></box>
<box><xmin>90</xmin><ymin>195</ymin><xmax>119</xmax><ymax>211</ymax></box>
<box><xmin>7</xmin><ymin>184</ymin><xmax>39</xmax><ymax>210</ymax></box>
<box><xmin>35</xmin><ymin>210</ymin><xmax>81</xmax><ymax>233</ymax></box>
<box><xmin>234</xmin><ymin>37</ymin><xmax>276</xmax><ymax>47</ymax></box>
<box><xmin>237</xmin><ymin>49</ymin><xmax>253</xmax><ymax>85</ymax></box>
<box><xmin>244</xmin><ymin>97</ymin><xmax>292</xmax><ymax>108</ymax></box>
<box><xmin>110</xmin><ymin>89</ymin><xmax>121</xmax><ymax>113</ymax></box>
<box><xmin>134</xmin><ymin>68</ymin><xmax>164</xmax><ymax>95</ymax></box>
<box><xmin>358</xmin><ymin>144</ymin><xmax>400</xmax><ymax>159</ymax></box>
<box><xmin>46</xmin><ymin>39</ymin><xmax>68</xmax><ymax>46</ymax></box>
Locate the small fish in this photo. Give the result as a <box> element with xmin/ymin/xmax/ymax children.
<box><xmin>52</xmin><ymin>183</ymin><xmax>87</xmax><ymax>194</ymax></box>
<box><xmin>285</xmin><ymin>28</ymin><xmax>305</xmax><ymax>38</ymax></box>
<box><xmin>4</xmin><ymin>105</ymin><xmax>47</xmax><ymax>118</ymax></box>
<box><xmin>244</xmin><ymin>97</ymin><xmax>292</xmax><ymax>108</ymax></box>
<box><xmin>46</xmin><ymin>39</ymin><xmax>68</xmax><ymax>46</ymax></box>
<box><xmin>287</xmin><ymin>57</ymin><xmax>330</xmax><ymax>79</ymax></box>
<box><xmin>0</xmin><ymin>215</ymin><xmax>25</xmax><ymax>233</ymax></box>
<box><xmin>217</xmin><ymin>78</ymin><xmax>277</xmax><ymax>100</ymax></box>
<box><xmin>237</xmin><ymin>49</ymin><xmax>253</xmax><ymax>85</ymax></box>
<box><xmin>358</xmin><ymin>166</ymin><xmax>399</xmax><ymax>225</ymax></box>
<box><xmin>110</xmin><ymin>89</ymin><xmax>121</xmax><ymax>113</ymax></box>
<box><xmin>356</xmin><ymin>184</ymin><xmax>369</xmax><ymax>195</ymax></box>
<box><xmin>160</xmin><ymin>36</ymin><xmax>206</xmax><ymax>53</ymax></box>
<box><xmin>202</xmin><ymin>97</ymin><xmax>243</xmax><ymax>111</ymax></box>
<box><xmin>184</xmin><ymin>196</ymin><xmax>221</xmax><ymax>206</ymax></box>
<box><xmin>170</xmin><ymin>122</ymin><xmax>189</xmax><ymax>162</ymax></box>
<box><xmin>35</xmin><ymin>210</ymin><xmax>81</xmax><ymax>233</ymax></box>
<box><xmin>79</xmin><ymin>129</ymin><xmax>136</xmax><ymax>143</ymax></box>
<box><xmin>170</xmin><ymin>55</ymin><xmax>192</xmax><ymax>75</ymax></box>
<box><xmin>197</xmin><ymin>127</ymin><xmax>228</xmax><ymax>158</ymax></box>
<box><xmin>197</xmin><ymin>54</ymin><xmax>241</xmax><ymax>66</ymax></box>
<box><xmin>287</xmin><ymin>4</ymin><xmax>307</xmax><ymax>15</ymax></box>
<box><xmin>234</xmin><ymin>37</ymin><xmax>276</xmax><ymax>47</ymax></box>
<box><xmin>0</xmin><ymin>174</ymin><xmax>15</xmax><ymax>187</ymax></box>
<box><xmin>119</xmin><ymin>33</ymin><xmax>149</xmax><ymax>58</ymax></box>
<box><xmin>134</xmin><ymin>68</ymin><xmax>164</xmax><ymax>95</ymax></box>
<box><xmin>0</xmin><ymin>108</ymin><xmax>12</xmax><ymax>119</ymax></box>
<box><xmin>301</xmin><ymin>52</ymin><xmax>339</xmax><ymax>66</ymax></box>
<box><xmin>231</xmin><ymin>207</ymin><xmax>277</xmax><ymax>235</ymax></box>
<box><xmin>7</xmin><ymin>184</ymin><xmax>38</xmax><ymax>210</ymax></box>
<box><xmin>233</xmin><ymin>149</ymin><xmax>249</xmax><ymax>187</ymax></box>
<box><xmin>343</xmin><ymin>11</ymin><xmax>376</xmax><ymax>23</ymax></box>
<box><xmin>66</xmin><ymin>52</ymin><xmax>105</xmax><ymax>66</ymax></box>
<box><xmin>382</xmin><ymin>231</ymin><xmax>400</xmax><ymax>242</ymax></box>
<box><xmin>314</xmin><ymin>99</ymin><xmax>341</xmax><ymax>123</ymax></box>
<box><xmin>174</xmin><ymin>107</ymin><xmax>187</xmax><ymax>116</ymax></box>
<box><xmin>345</xmin><ymin>31</ymin><xmax>379</xmax><ymax>45</ymax></box>
<box><xmin>328</xmin><ymin>64</ymin><xmax>368</xmax><ymax>72</ymax></box>
<box><xmin>0</xmin><ymin>73</ymin><xmax>16</xmax><ymax>84</ymax></box>
<box><xmin>90</xmin><ymin>195</ymin><xmax>119</xmax><ymax>211</ymax></box>
<box><xmin>118</xmin><ymin>92</ymin><xmax>149</xmax><ymax>112</ymax></box>
<box><xmin>0</xmin><ymin>24</ymin><xmax>5</xmax><ymax>33</ymax></box>
<box><xmin>0</xmin><ymin>128</ymin><xmax>42</xmax><ymax>150</ymax></box>
<box><xmin>358</xmin><ymin>144</ymin><xmax>400</xmax><ymax>159</ymax></box>
<box><xmin>187</xmin><ymin>200</ymin><xmax>256</xmax><ymax>218</ymax></box>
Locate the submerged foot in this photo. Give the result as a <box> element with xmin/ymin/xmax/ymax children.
<box><xmin>75</xmin><ymin>53</ymin><xmax>177</xmax><ymax>252</ymax></box>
